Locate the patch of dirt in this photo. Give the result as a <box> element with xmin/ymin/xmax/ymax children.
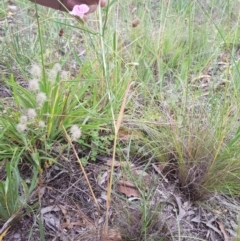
<box><xmin>1</xmin><ymin>149</ymin><xmax>239</xmax><ymax>241</ymax></box>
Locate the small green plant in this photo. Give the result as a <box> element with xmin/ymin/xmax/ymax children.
<box><xmin>0</xmin><ymin>151</ymin><xmax>38</xmax><ymax>223</ymax></box>
<box><xmin>78</xmin><ymin>130</ymin><xmax>114</xmax><ymax>162</ymax></box>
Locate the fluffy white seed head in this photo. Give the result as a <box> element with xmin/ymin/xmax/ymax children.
<box><xmin>27</xmin><ymin>108</ymin><xmax>37</xmax><ymax>120</ymax></box>
<box><xmin>19</xmin><ymin>115</ymin><xmax>28</xmax><ymax>124</ymax></box>
<box><xmin>70</xmin><ymin>125</ymin><xmax>81</xmax><ymax>142</ymax></box>
<box><xmin>53</xmin><ymin>63</ymin><xmax>61</xmax><ymax>72</ymax></box>
<box><xmin>29</xmin><ymin>79</ymin><xmax>40</xmax><ymax>92</ymax></box>
<box><xmin>16</xmin><ymin>123</ymin><xmax>27</xmax><ymax>133</ymax></box>
<box><xmin>60</xmin><ymin>70</ymin><xmax>69</xmax><ymax>80</ymax></box>
<box><xmin>48</xmin><ymin>69</ymin><xmax>58</xmax><ymax>83</ymax></box>
<box><xmin>36</xmin><ymin>92</ymin><xmax>47</xmax><ymax>107</ymax></box>
<box><xmin>30</xmin><ymin>64</ymin><xmax>42</xmax><ymax>78</ymax></box>
<box><xmin>38</xmin><ymin>121</ymin><xmax>45</xmax><ymax>128</ymax></box>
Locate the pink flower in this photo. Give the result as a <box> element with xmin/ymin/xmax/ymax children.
<box><xmin>69</xmin><ymin>4</ymin><xmax>89</xmax><ymax>18</ymax></box>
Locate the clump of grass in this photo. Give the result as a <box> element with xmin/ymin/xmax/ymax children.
<box><xmin>127</xmin><ymin>0</ymin><xmax>240</xmax><ymax>201</ymax></box>
<box><xmin>0</xmin><ymin>60</ymin><xmax>109</xmax><ymax>168</ymax></box>
<box><xmin>168</xmin><ymin>97</ymin><xmax>240</xmax><ymax>200</ymax></box>
<box><xmin>0</xmin><ymin>151</ymin><xmax>38</xmax><ymax>224</ymax></box>
<box><xmin>113</xmin><ymin>182</ymin><xmax>169</xmax><ymax>241</ymax></box>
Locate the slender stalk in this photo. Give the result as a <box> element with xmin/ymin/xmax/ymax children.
<box><xmin>33</xmin><ymin>1</ymin><xmax>46</xmax><ymax>84</ymax></box>
<box><xmin>97</xmin><ymin>1</ymin><xmax>116</xmax><ymax>129</ymax></box>
<box><xmin>62</xmin><ymin>126</ymin><xmax>100</xmax><ymax>212</ymax></box>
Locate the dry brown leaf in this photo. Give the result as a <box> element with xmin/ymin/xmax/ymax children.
<box><xmin>76</xmin><ymin>204</ymin><xmax>94</xmax><ymax>228</ymax></box>
<box><xmin>118</xmin><ymin>127</ymin><xmax>143</xmax><ymax>141</ymax></box>
<box><xmin>216</xmin><ymin>220</ymin><xmax>230</xmax><ymax>241</ymax></box>
<box><xmin>118</xmin><ymin>185</ymin><xmax>140</xmax><ymax>197</ymax></box>
<box><xmin>71</xmin><ymin>221</ymin><xmax>83</xmax><ymax>226</ymax></box>
<box><xmin>173</xmin><ymin>195</ymin><xmax>186</xmax><ymax>221</ymax></box>
<box><xmin>117</xmin><ymin>180</ymin><xmax>140</xmax><ymax>198</ymax></box>
<box><xmin>131</xmin><ymin>7</ymin><xmax>137</xmax><ymax>14</ymax></box>
<box><xmin>102</xmin><ymin>227</ymin><xmax>122</xmax><ymax>241</ymax></box>
<box><xmin>58</xmin><ymin>205</ymin><xmax>67</xmax><ymax>216</ymax></box>
<box><xmin>205</xmin><ymin>217</ymin><xmax>222</xmax><ymax>236</ymax></box>
<box><xmin>132</xmin><ymin>18</ymin><xmax>140</xmax><ymax>28</ymax></box>
<box><xmin>105</xmin><ymin>159</ymin><xmax>129</xmax><ymax>168</ymax></box>
<box><xmin>43</xmin><ymin>213</ymin><xmax>61</xmax><ymax>231</ymax></box>
<box><xmin>106</xmin><ymin>159</ymin><xmax>121</xmax><ymax>167</ymax></box>
<box><xmin>41</xmin><ymin>205</ymin><xmax>60</xmax><ymax>215</ymax></box>
<box><xmin>212</xmin><ymin>209</ymin><xmax>223</xmax><ymax>215</ymax></box>
<box><xmin>59</xmin><ymin>205</ymin><xmax>71</xmax><ymax>229</ymax></box>
<box><xmin>61</xmin><ymin>221</ymin><xmax>82</xmax><ymax>229</ymax></box>
<box><xmin>98</xmin><ymin>170</ymin><xmax>110</xmax><ymax>186</ymax></box>
<box><xmin>118</xmin><ymin>128</ymin><xmax>134</xmax><ymax>141</ymax></box>
<box><xmin>118</xmin><ymin>180</ymin><xmax>136</xmax><ymax>188</ymax></box>
<box><xmin>61</xmin><ymin>222</ymin><xmax>72</xmax><ymax>229</ymax></box>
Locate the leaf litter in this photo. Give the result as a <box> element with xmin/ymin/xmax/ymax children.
<box><xmin>1</xmin><ymin>133</ymin><xmax>240</xmax><ymax>241</ymax></box>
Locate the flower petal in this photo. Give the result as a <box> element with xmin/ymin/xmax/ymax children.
<box><xmin>69</xmin><ymin>4</ymin><xmax>90</xmax><ymax>18</ymax></box>
<box><xmin>77</xmin><ymin>4</ymin><xmax>89</xmax><ymax>13</ymax></box>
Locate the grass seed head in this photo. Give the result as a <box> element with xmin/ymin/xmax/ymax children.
<box><xmin>48</xmin><ymin>69</ymin><xmax>58</xmax><ymax>83</ymax></box>
<box><xmin>30</xmin><ymin>64</ymin><xmax>42</xmax><ymax>78</ymax></box>
<box><xmin>29</xmin><ymin>79</ymin><xmax>40</xmax><ymax>92</ymax></box>
<box><xmin>27</xmin><ymin>108</ymin><xmax>37</xmax><ymax>120</ymax></box>
<box><xmin>19</xmin><ymin>115</ymin><xmax>28</xmax><ymax>124</ymax></box>
<box><xmin>38</xmin><ymin>121</ymin><xmax>45</xmax><ymax>128</ymax></box>
<box><xmin>16</xmin><ymin>123</ymin><xmax>27</xmax><ymax>133</ymax></box>
<box><xmin>36</xmin><ymin>92</ymin><xmax>47</xmax><ymax>108</ymax></box>
<box><xmin>70</xmin><ymin>125</ymin><xmax>82</xmax><ymax>142</ymax></box>
<box><xmin>53</xmin><ymin>63</ymin><xmax>61</xmax><ymax>72</ymax></box>
<box><xmin>60</xmin><ymin>70</ymin><xmax>69</xmax><ymax>80</ymax></box>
